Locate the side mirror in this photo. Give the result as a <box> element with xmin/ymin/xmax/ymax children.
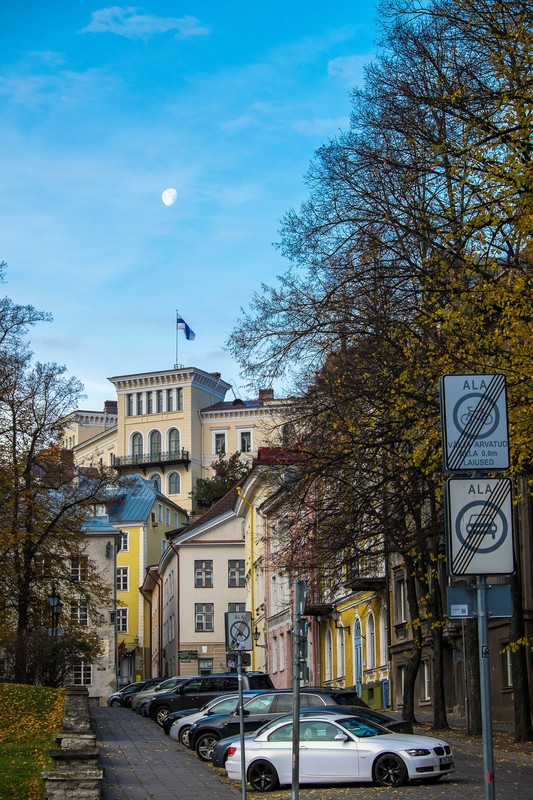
<box><xmin>335</xmin><ymin>733</ymin><xmax>349</xmax><ymax>741</ymax></box>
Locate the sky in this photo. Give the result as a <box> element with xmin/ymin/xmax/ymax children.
<box><xmin>1</xmin><ymin>1</ymin><xmax>378</xmax><ymax>409</ymax></box>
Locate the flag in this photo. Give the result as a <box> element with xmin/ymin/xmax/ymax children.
<box><xmin>176</xmin><ymin>314</ymin><xmax>196</xmax><ymax>341</ymax></box>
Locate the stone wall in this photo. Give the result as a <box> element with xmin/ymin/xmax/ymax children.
<box><xmin>42</xmin><ymin>685</ymin><xmax>102</xmax><ymax>800</ymax></box>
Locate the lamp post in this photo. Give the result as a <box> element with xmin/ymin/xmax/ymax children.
<box><xmin>47</xmin><ymin>585</ymin><xmax>63</xmax><ymax>638</ymax></box>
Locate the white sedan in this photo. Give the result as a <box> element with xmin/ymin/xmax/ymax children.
<box><xmin>225</xmin><ymin>713</ymin><xmax>454</xmax><ymax>791</ymax></box>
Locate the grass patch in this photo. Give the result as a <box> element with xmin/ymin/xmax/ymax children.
<box><xmin>0</xmin><ymin>683</ymin><xmax>64</xmax><ymax>800</ymax></box>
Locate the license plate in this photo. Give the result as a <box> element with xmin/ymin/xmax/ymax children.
<box><xmin>440</xmin><ymin>755</ymin><xmax>453</xmax><ymax>766</ymax></box>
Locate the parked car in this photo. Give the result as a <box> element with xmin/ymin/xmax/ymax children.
<box><xmin>168</xmin><ymin>691</ymin><xmax>266</xmax><ymax>745</ymax></box>
<box><xmin>188</xmin><ymin>688</ymin><xmax>412</xmax><ymax>761</ymax></box>
<box><xmin>148</xmin><ymin>672</ymin><xmax>274</xmax><ymax>727</ymax></box>
<box><xmin>130</xmin><ymin>676</ymin><xmax>189</xmax><ymax>713</ymax></box>
<box><xmin>107</xmin><ymin>678</ymin><xmax>165</xmax><ymax>708</ymax></box>
<box><xmin>210</xmin><ymin>706</ymin><xmax>410</xmax><ymax>768</ymax></box>
<box><xmin>225</xmin><ymin>713</ymin><xmax>454</xmax><ymax>790</ymax></box>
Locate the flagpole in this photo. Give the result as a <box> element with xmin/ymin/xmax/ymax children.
<box><xmin>175</xmin><ymin>309</ymin><xmax>179</xmax><ymax>368</ymax></box>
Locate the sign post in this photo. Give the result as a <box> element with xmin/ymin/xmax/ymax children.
<box><xmin>225</xmin><ymin>612</ymin><xmax>252</xmax><ymax>800</ymax></box>
<box><xmin>441</xmin><ymin>373</ymin><xmax>513</xmax><ymax>800</ymax></box>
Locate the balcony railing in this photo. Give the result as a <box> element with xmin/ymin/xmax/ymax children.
<box><xmin>112</xmin><ymin>449</ymin><xmax>190</xmax><ymax>472</ymax></box>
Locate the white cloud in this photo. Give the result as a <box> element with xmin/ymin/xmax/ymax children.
<box><xmin>328</xmin><ymin>54</ymin><xmax>372</xmax><ymax>87</ymax></box>
<box><xmin>292</xmin><ymin>116</ymin><xmax>349</xmax><ymax>137</ymax></box>
<box><xmin>80</xmin><ymin>6</ymin><xmax>210</xmax><ymax>39</ymax></box>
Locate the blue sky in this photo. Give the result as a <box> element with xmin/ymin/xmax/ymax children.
<box><xmin>1</xmin><ymin>2</ymin><xmax>378</xmax><ymax>408</ymax></box>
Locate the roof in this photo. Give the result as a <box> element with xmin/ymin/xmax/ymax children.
<box><xmin>171</xmin><ymin>486</ymin><xmax>239</xmax><ymax>539</ymax></box>
<box><xmin>200</xmin><ymin>399</ymin><xmax>262</xmax><ymax>412</ymax></box>
<box><xmin>105</xmin><ymin>474</ymin><xmax>187</xmax><ymax>524</ymax></box>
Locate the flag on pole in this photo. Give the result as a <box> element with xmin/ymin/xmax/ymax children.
<box><xmin>176</xmin><ymin>314</ymin><xmax>196</xmax><ymax>341</ymax></box>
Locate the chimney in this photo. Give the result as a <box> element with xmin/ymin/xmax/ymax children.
<box><xmin>104</xmin><ymin>400</ymin><xmax>118</xmax><ymax>415</ymax></box>
<box><xmin>258</xmin><ymin>388</ymin><xmax>274</xmax><ymax>401</ymax></box>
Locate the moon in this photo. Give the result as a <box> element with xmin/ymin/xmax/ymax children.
<box><xmin>162</xmin><ymin>187</ymin><xmax>177</xmax><ymax>206</ymax></box>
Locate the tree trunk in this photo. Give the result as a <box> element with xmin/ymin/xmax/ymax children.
<box><xmin>510</xmin><ymin>570</ymin><xmax>533</xmax><ymax>742</ymax></box>
<box><xmin>431</xmin><ymin>618</ymin><xmax>449</xmax><ymax>730</ymax></box>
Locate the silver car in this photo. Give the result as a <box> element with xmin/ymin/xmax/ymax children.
<box><xmin>225</xmin><ymin>713</ymin><xmax>454</xmax><ymax>790</ymax></box>
<box><xmin>130</xmin><ymin>676</ymin><xmax>188</xmax><ymax>712</ymax></box>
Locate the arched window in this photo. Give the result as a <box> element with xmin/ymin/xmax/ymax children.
<box><xmin>149</xmin><ymin>430</ymin><xmax>162</xmax><ymax>458</ymax></box>
<box><xmin>336</xmin><ymin>627</ymin><xmax>345</xmax><ymax>679</ymax></box>
<box><xmin>353</xmin><ymin>618</ymin><xmax>363</xmax><ymax>696</ymax></box>
<box><xmin>131</xmin><ymin>433</ymin><xmax>143</xmax><ymax>460</ymax></box>
<box><xmin>325</xmin><ymin>628</ymin><xmax>333</xmax><ymax>683</ymax></box>
<box><xmin>367</xmin><ymin>612</ymin><xmax>376</xmax><ymax>670</ymax></box>
<box><xmin>168</xmin><ymin>472</ymin><xmax>181</xmax><ymax>494</ymax></box>
<box><xmin>168</xmin><ymin>428</ymin><xmax>180</xmax><ymax>455</ymax></box>
<box><xmin>379</xmin><ymin>608</ymin><xmax>388</xmax><ymax>666</ymax></box>
<box><xmin>149</xmin><ymin>473</ymin><xmax>161</xmax><ymax>492</ymax></box>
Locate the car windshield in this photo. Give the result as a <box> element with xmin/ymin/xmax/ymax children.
<box><xmin>337</xmin><ymin>717</ymin><xmax>387</xmax><ymax>737</ymax></box>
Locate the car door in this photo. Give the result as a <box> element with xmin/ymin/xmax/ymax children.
<box><xmin>298</xmin><ymin>721</ymin><xmax>359</xmax><ymax>780</ymax></box>
<box><xmin>223</xmin><ymin>692</ymin><xmax>280</xmax><ymax>738</ymax></box>
<box><xmin>176</xmin><ymin>678</ymin><xmax>204</xmax><ymax>710</ymax></box>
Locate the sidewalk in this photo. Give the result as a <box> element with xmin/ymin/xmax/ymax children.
<box><xmin>91</xmin><ymin>706</ymin><xmax>240</xmax><ymax>800</ymax></box>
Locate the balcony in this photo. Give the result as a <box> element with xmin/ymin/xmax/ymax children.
<box><xmin>112</xmin><ymin>449</ymin><xmax>190</xmax><ymax>474</ymax></box>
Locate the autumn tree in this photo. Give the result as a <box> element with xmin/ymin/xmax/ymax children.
<box><xmin>0</xmin><ymin>264</ymin><xmax>117</xmax><ymax>684</ymax></box>
<box><xmin>229</xmin><ymin>0</ymin><xmax>532</xmax><ymax>735</ymax></box>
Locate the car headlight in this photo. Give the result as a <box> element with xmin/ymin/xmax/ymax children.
<box><xmin>406</xmin><ymin>748</ymin><xmax>431</xmax><ymax>757</ymax></box>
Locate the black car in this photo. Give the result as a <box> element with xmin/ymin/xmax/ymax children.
<box><xmin>107</xmin><ymin>677</ymin><xmax>166</xmax><ymax>708</ymax></box>
<box><xmin>187</xmin><ymin>688</ymin><xmax>413</xmax><ymax>761</ymax></box>
<box><xmin>148</xmin><ymin>672</ymin><xmax>274</xmax><ymax>726</ymax></box>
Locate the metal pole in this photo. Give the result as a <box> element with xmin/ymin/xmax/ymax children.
<box><xmin>237</xmin><ymin>651</ymin><xmax>247</xmax><ymax>800</ymax></box>
<box><xmin>476</xmin><ymin>575</ymin><xmax>495</xmax><ymax>800</ymax></box>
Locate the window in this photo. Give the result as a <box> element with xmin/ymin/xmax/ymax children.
<box><xmin>325</xmin><ymin>628</ymin><xmax>333</xmax><ymax>683</ymax></box>
<box><xmin>279</xmin><ymin>633</ymin><xmax>286</xmax><ymax>672</ymax></box>
<box><xmin>397</xmin><ymin>664</ymin><xmax>406</xmax><ymax>706</ymax></box>
<box><xmin>420</xmin><ymin>660</ymin><xmax>431</xmax><ymax>701</ymax></box>
<box><xmin>118</xmin><ymin>531</ymin><xmax>129</xmax><ymax>552</ymax></box>
<box><xmin>228</xmin><ymin>559</ymin><xmax>245</xmax><ymax>587</ymax></box>
<box><xmin>165</xmin><ymin>507</ymin><xmax>170</xmax><ymax>526</ymax></box>
<box><xmin>157</xmin><ymin>503</ymin><xmax>163</xmax><ymax>523</ymax></box>
<box><xmin>136</xmin><ymin>392</ymin><xmax>143</xmax><ymax>415</ymax></box>
<box><xmin>176</xmin><ymin>388</ymin><xmax>183</xmax><ymax>410</ymax></box>
<box><xmin>72</xmin><ymin>662</ymin><xmax>92</xmax><ymax>685</ymax></box>
<box><xmin>395</xmin><ymin>576</ymin><xmax>407</xmax><ymax>623</ymax></box>
<box><xmin>168</xmin><ymin>428</ymin><xmax>180</xmax><ymax>454</ymax></box>
<box><xmin>214</xmin><ymin>432</ymin><xmax>226</xmax><ymax>455</ymax></box>
<box><xmin>131</xmin><ymin>432</ymin><xmax>143</xmax><ymax>460</ymax></box>
<box><xmin>228</xmin><ymin>602</ymin><xmax>246</xmax><ymax>613</ymax></box>
<box><xmin>70</xmin><ymin>600</ymin><xmax>88</xmax><ymax>626</ymax></box>
<box><xmin>239</xmin><ymin>430</ymin><xmax>252</xmax><ymax>453</ymax></box>
<box><xmin>336</xmin><ymin>627</ymin><xmax>345</xmax><ymax>678</ymax></box>
<box><xmin>150</xmin><ymin>430</ymin><xmax>162</xmax><ymax>458</ymax></box>
<box><xmin>367</xmin><ymin>613</ymin><xmax>376</xmax><ymax>669</ymax></box>
<box><xmin>195</xmin><ymin>603</ymin><xmax>214</xmax><ymax>631</ymax></box>
<box><xmin>168</xmin><ymin>472</ymin><xmax>181</xmax><ymax>494</ymax></box>
<box><xmin>167</xmin><ymin>389</ymin><xmax>174</xmax><ymax>412</ymax></box>
<box><xmin>149</xmin><ymin>473</ymin><xmax>161</xmax><ymax>492</ymax></box>
<box><xmin>126</xmin><ymin>394</ymin><xmax>134</xmax><ymax>416</ymax></box>
<box><xmin>271</xmin><ymin>636</ymin><xmax>278</xmax><ymax>672</ymax></box>
<box><xmin>71</xmin><ymin>556</ymin><xmax>89</xmax><ymax>583</ymax></box>
<box><xmin>116</xmin><ymin>608</ymin><xmax>128</xmax><ymax>633</ymax></box>
<box><xmin>501</xmin><ymin>644</ymin><xmax>513</xmax><ymax>688</ymax></box>
<box><xmin>379</xmin><ymin>608</ymin><xmax>388</xmax><ymax>666</ymax></box>
<box><xmin>198</xmin><ymin>658</ymin><xmax>213</xmax><ymax>676</ymax></box>
<box><xmin>157</xmin><ymin>390</ymin><xmax>163</xmax><ymax>412</ymax></box>
<box><xmin>195</xmin><ymin>560</ymin><xmax>213</xmax><ymax>587</ymax></box>
<box><xmin>116</xmin><ymin>567</ymin><xmax>129</xmax><ymax>591</ymax></box>
<box><xmin>174</xmin><ymin>511</ymin><xmax>179</xmax><ymax>528</ymax></box>
<box><xmin>147</xmin><ymin>392</ymin><xmax>153</xmax><ymax>413</ymax></box>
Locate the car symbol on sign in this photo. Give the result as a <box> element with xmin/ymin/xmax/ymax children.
<box><xmin>465</xmin><ymin>514</ymin><xmax>497</xmax><ymax>538</ymax></box>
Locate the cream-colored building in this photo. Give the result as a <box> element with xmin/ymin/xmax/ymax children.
<box><xmin>64</xmin><ymin>367</ymin><xmax>284</xmax><ymax>514</ymax></box>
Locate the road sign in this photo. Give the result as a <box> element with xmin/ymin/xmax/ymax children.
<box><xmin>440</xmin><ymin>374</ymin><xmax>509</xmax><ymax>472</ymax></box>
<box><xmin>225</xmin><ymin>611</ymin><xmax>252</xmax><ymax>651</ymax></box>
<box><xmin>447</xmin><ymin>583</ymin><xmax>513</xmax><ymax>618</ymax></box>
<box><xmin>445</xmin><ymin>477</ymin><xmax>514</xmax><ymax>576</ymax></box>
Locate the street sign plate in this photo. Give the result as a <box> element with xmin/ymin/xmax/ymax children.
<box><xmin>225</xmin><ymin>611</ymin><xmax>253</xmax><ymax>651</ymax></box>
<box><xmin>445</xmin><ymin>477</ymin><xmax>514</xmax><ymax>576</ymax></box>
<box><xmin>440</xmin><ymin>374</ymin><xmax>509</xmax><ymax>472</ymax></box>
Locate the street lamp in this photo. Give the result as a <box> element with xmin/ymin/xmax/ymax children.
<box><xmin>253</xmin><ymin>626</ymin><xmax>267</xmax><ymax>648</ymax></box>
<box><xmin>47</xmin><ymin>585</ymin><xmax>64</xmax><ymax>638</ymax></box>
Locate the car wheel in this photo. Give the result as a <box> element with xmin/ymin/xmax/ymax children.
<box><xmin>155</xmin><ymin>707</ymin><xmax>171</xmax><ymax>726</ymax></box>
<box><xmin>248</xmin><ymin>760</ymin><xmax>280</xmax><ymax>792</ymax></box>
<box><xmin>178</xmin><ymin>726</ymin><xmax>191</xmax><ymax>747</ymax></box>
<box><xmin>373</xmin><ymin>753</ymin><xmax>408</xmax><ymax>787</ymax></box>
<box><xmin>109</xmin><ymin>698</ymin><xmax>121</xmax><ymax>707</ymax></box>
<box><xmin>195</xmin><ymin>732</ymin><xmax>220</xmax><ymax>762</ymax></box>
